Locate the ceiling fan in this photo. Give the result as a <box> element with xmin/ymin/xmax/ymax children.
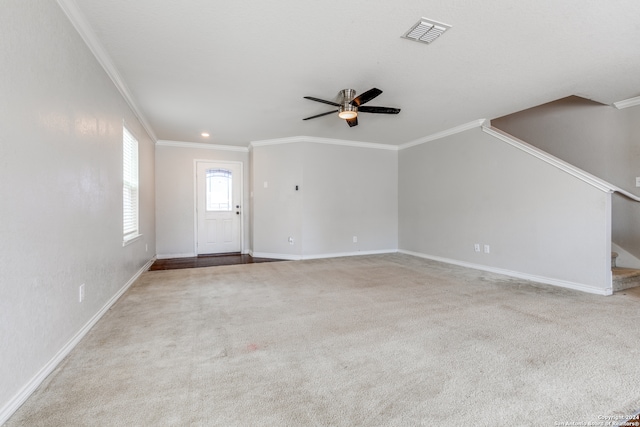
<box><xmin>303</xmin><ymin>88</ymin><xmax>400</xmax><ymax>127</ymax></box>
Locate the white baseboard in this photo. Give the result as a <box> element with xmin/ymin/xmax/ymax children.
<box><xmin>301</xmin><ymin>249</ymin><xmax>397</xmax><ymax>260</ymax></box>
<box><xmin>250</xmin><ymin>249</ymin><xmax>397</xmax><ymax>261</ymax></box>
<box><xmin>251</xmin><ymin>252</ymin><xmax>302</xmax><ymax>261</ymax></box>
<box><xmin>155</xmin><ymin>252</ymin><xmax>196</xmax><ymax>259</ymax></box>
<box><xmin>398</xmin><ymin>250</ymin><xmax>612</xmax><ymax>296</ymax></box>
<box><xmin>0</xmin><ymin>257</ymin><xmax>156</xmax><ymax>426</ymax></box>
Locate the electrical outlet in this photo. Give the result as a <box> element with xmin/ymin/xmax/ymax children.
<box><xmin>288</xmin><ymin>237</ymin><xmax>294</xmax><ymax>245</ymax></box>
<box><xmin>353</xmin><ymin>236</ymin><xmax>358</xmax><ymax>243</ymax></box>
<box><xmin>474</xmin><ymin>243</ymin><xmax>480</xmax><ymax>252</ymax></box>
<box><xmin>484</xmin><ymin>244</ymin><xmax>490</xmax><ymax>254</ymax></box>
<box><xmin>79</xmin><ymin>284</ymin><xmax>85</xmax><ymax>303</ymax></box>
<box><xmin>145</xmin><ymin>244</ymin><xmax>148</xmax><ymax>252</ymax></box>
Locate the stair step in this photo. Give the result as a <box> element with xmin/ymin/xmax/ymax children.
<box><xmin>612</xmin><ymin>267</ymin><xmax>640</xmax><ymax>292</ymax></box>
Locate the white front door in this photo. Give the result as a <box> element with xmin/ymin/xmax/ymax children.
<box><xmin>196</xmin><ymin>161</ymin><xmax>242</xmax><ymax>255</ymax></box>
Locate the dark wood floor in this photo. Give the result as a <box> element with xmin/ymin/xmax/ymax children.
<box><xmin>149</xmin><ymin>253</ymin><xmax>284</xmax><ymax>271</ymax></box>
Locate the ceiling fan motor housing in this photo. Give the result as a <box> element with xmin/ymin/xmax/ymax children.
<box><xmin>340</xmin><ymin>89</ymin><xmax>356</xmax><ymax>102</ymax></box>
<box><xmin>338</xmin><ymin>89</ymin><xmax>358</xmax><ymax>119</ymax></box>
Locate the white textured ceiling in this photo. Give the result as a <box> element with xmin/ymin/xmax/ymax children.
<box><xmin>69</xmin><ymin>0</ymin><xmax>640</xmax><ymax>146</ymax></box>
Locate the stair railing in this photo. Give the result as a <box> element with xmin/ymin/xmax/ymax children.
<box><xmin>483</xmin><ymin>125</ymin><xmax>640</xmax><ymax>202</ymax></box>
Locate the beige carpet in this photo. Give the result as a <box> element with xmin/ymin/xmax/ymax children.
<box><xmin>7</xmin><ymin>254</ymin><xmax>640</xmax><ymax>426</ymax></box>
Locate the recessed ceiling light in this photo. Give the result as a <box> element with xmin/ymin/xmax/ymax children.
<box><xmin>402</xmin><ymin>18</ymin><xmax>451</xmax><ymax>44</ymax></box>
<box><xmin>201</xmin><ymin>132</ymin><xmax>210</xmax><ymax>137</ymax></box>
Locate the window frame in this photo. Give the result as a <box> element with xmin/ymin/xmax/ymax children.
<box><xmin>122</xmin><ymin>124</ymin><xmax>141</xmax><ymax>246</ymax></box>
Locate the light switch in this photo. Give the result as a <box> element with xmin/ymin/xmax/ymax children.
<box><xmin>636</xmin><ymin>177</ymin><xmax>640</xmax><ymax>187</ymax></box>
<box><xmin>263</xmin><ymin>181</ymin><xmax>268</xmax><ymax>188</ymax></box>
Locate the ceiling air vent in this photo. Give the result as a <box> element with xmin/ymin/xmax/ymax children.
<box><xmin>402</xmin><ymin>18</ymin><xmax>451</xmax><ymax>44</ymax></box>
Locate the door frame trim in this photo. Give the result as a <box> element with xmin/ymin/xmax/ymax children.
<box><xmin>193</xmin><ymin>159</ymin><xmax>244</xmax><ymax>256</ymax></box>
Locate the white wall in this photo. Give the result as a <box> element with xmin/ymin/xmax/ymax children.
<box><xmin>492</xmin><ymin>96</ymin><xmax>640</xmax><ymax>265</ymax></box>
<box><xmin>0</xmin><ymin>1</ymin><xmax>155</xmax><ymax>421</ymax></box>
<box><xmin>302</xmin><ymin>142</ymin><xmax>398</xmax><ymax>256</ymax></box>
<box><xmin>251</xmin><ymin>140</ymin><xmax>398</xmax><ymax>258</ymax></box>
<box><xmin>155</xmin><ymin>144</ymin><xmax>250</xmax><ymax>257</ymax></box>
<box><xmin>251</xmin><ymin>142</ymin><xmax>304</xmax><ymax>258</ymax></box>
<box><xmin>398</xmin><ymin>126</ymin><xmax>612</xmax><ymax>294</ymax></box>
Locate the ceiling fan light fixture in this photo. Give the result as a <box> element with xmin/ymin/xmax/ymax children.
<box><xmin>338</xmin><ymin>102</ymin><xmax>358</xmax><ymax>119</ymax></box>
<box><xmin>338</xmin><ymin>111</ymin><xmax>358</xmax><ymax>120</ymax></box>
<box><xmin>303</xmin><ymin>87</ymin><xmax>399</xmax><ymax>127</ymax></box>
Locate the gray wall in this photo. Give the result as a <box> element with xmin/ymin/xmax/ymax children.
<box><xmin>252</xmin><ymin>142</ymin><xmax>304</xmax><ymax>258</ymax></box>
<box><xmin>398</xmin><ymin>127</ymin><xmax>611</xmax><ymax>292</ymax></box>
<box><xmin>492</xmin><ymin>96</ymin><xmax>640</xmax><ymax>264</ymax></box>
<box><xmin>0</xmin><ymin>1</ymin><xmax>155</xmax><ymax>417</ymax></box>
<box><xmin>252</xmin><ymin>141</ymin><xmax>398</xmax><ymax>258</ymax></box>
<box><xmin>155</xmin><ymin>144</ymin><xmax>250</xmax><ymax>257</ymax></box>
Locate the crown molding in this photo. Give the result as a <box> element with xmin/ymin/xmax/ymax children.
<box><xmin>156</xmin><ymin>140</ymin><xmax>249</xmax><ymax>152</ymax></box>
<box><xmin>249</xmin><ymin>136</ymin><xmax>301</xmax><ymax>148</ymax></box>
<box><xmin>250</xmin><ymin>121</ymin><xmax>495</xmax><ymax>151</ymax></box>
<box><xmin>613</xmin><ymin>96</ymin><xmax>640</xmax><ymax>110</ymax></box>
<box><xmin>250</xmin><ymin>135</ymin><xmax>398</xmax><ymax>151</ymax></box>
<box><xmin>398</xmin><ymin>119</ymin><xmax>488</xmax><ymax>150</ymax></box>
<box><xmin>56</xmin><ymin>0</ymin><xmax>157</xmax><ymax>142</ymax></box>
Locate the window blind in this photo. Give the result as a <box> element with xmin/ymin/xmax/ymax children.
<box><xmin>123</xmin><ymin>126</ymin><xmax>139</xmax><ymax>240</ymax></box>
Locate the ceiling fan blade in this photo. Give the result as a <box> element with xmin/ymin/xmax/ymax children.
<box><xmin>303</xmin><ymin>110</ymin><xmax>338</xmax><ymax>120</ymax></box>
<box><xmin>358</xmin><ymin>106</ymin><xmax>401</xmax><ymax>114</ymax></box>
<box><xmin>346</xmin><ymin>117</ymin><xmax>358</xmax><ymax>127</ymax></box>
<box><xmin>304</xmin><ymin>96</ymin><xmax>340</xmax><ymax>107</ymax></box>
<box><xmin>350</xmin><ymin>88</ymin><xmax>382</xmax><ymax>106</ymax></box>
